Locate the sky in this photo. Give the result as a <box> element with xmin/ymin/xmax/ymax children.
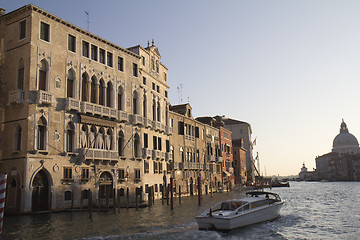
<box><xmin>2</xmin><ymin>0</ymin><xmax>360</xmax><ymax>176</ymax></box>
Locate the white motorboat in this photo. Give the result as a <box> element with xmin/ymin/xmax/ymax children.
<box><xmin>195</xmin><ymin>191</ymin><xmax>284</xmax><ymax>231</ymax></box>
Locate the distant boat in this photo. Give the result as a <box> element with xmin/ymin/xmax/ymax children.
<box><xmin>270</xmin><ymin>180</ymin><xmax>290</xmax><ymax>188</ymax></box>
<box><xmin>195</xmin><ymin>191</ymin><xmax>284</xmax><ymax>231</ymax></box>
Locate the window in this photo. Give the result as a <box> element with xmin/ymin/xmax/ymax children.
<box><xmin>19</xmin><ymin>20</ymin><xmax>26</xmax><ymax>40</ymax></box>
<box><xmin>17</xmin><ymin>59</ymin><xmax>24</xmax><ymax>90</ymax></box>
<box><xmin>118</xmin><ymin>131</ymin><xmax>125</xmax><ymax>156</ymax></box>
<box><xmin>143</xmin><ymin>77</ymin><xmax>146</xmax><ymax>85</ymax></box>
<box><xmin>144</xmin><ymin>133</ymin><xmax>148</xmax><ymax>148</ymax></box>
<box><xmin>134</xmin><ymin>134</ymin><xmax>141</xmax><ymax>158</ymax></box>
<box><xmin>133</xmin><ymin>63</ymin><xmax>138</xmax><ymax>77</ymax></box>
<box><xmin>118</xmin><ymin>86</ymin><xmax>124</xmax><ymax>110</ymax></box>
<box><xmin>66</xmin><ymin>122</ymin><xmax>75</xmax><ymax>152</ymax></box>
<box><xmin>40</xmin><ymin>22</ymin><xmax>50</xmax><ymax>42</ymax></box>
<box><xmin>63</xmin><ymin>167</ymin><xmax>72</xmax><ymax>180</ymax></box>
<box><xmin>152</xmin><ymin>83</ymin><xmax>155</xmax><ymax>90</ymax></box>
<box><xmin>135</xmin><ymin>169</ymin><xmax>141</xmax><ymax>180</ymax></box>
<box><xmin>64</xmin><ymin>191</ymin><xmax>72</xmax><ymax>201</ymax></box>
<box><xmin>144</xmin><ymin>161</ymin><xmax>149</xmax><ymax>173</ymax></box>
<box><xmin>91</xmin><ymin>45</ymin><xmax>98</xmax><ymax>61</ymax></box>
<box><xmin>118</xmin><ymin>169</ymin><xmax>125</xmax><ymax>180</ymax></box>
<box><xmin>99</xmin><ymin>48</ymin><xmax>105</xmax><ymax>64</ymax></box>
<box><xmin>67</xmin><ymin>69</ymin><xmax>75</xmax><ymax>98</ymax></box>
<box><xmin>153</xmin><ymin>136</ymin><xmax>157</xmax><ymax>150</ymax></box>
<box><xmin>37</xmin><ymin>117</ymin><xmax>47</xmax><ymax>150</ymax></box>
<box><xmin>106</xmin><ymin>82</ymin><xmax>113</xmax><ymax>108</ymax></box>
<box><xmin>166</xmin><ymin>140</ymin><xmax>170</xmax><ymax>152</ymax></box>
<box><xmin>38</xmin><ymin>59</ymin><xmax>48</xmax><ymax>91</ymax></box>
<box><xmin>154</xmin><ymin>184</ymin><xmax>158</xmax><ymax>192</ymax></box>
<box><xmin>14</xmin><ymin>126</ymin><xmax>22</xmax><ymax>151</ymax></box>
<box><xmin>158</xmin><ymin>162</ymin><xmax>163</xmax><ymax>173</ymax></box>
<box><xmin>118</xmin><ymin>57</ymin><xmax>124</xmax><ymax>71</ymax></box>
<box><xmin>178</xmin><ymin>121</ymin><xmax>184</xmax><ymax>135</ymax></box>
<box><xmin>81</xmin><ymin>73</ymin><xmax>88</xmax><ymax>101</ymax></box>
<box><xmin>81</xmin><ymin>168</ymin><xmax>89</xmax><ymax>180</ymax></box>
<box><xmin>156</xmin><ymin>85</ymin><xmax>160</xmax><ymax>93</ymax></box>
<box><xmin>158</xmin><ymin>137</ymin><xmax>162</xmax><ymax>151</ymax></box>
<box><xmin>156</xmin><ymin>60</ymin><xmax>159</xmax><ymax>73</ymax></box>
<box><xmin>164</xmin><ymin>73</ymin><xmax>167</xmax><ymax>82</ymax></box>
<box><xmin>153</xmin><ymin>162</ymin><xmax>158</xmax><ymax>174</ymax></box>
<box><xmin>107</xmin><ymin>52</ymin><xmax>113</xmax><ymax>67</ymax></box>
<box><xmin>82</xmin><ymin>41</ymin><xmax>89</xmax><ymax>58</ymax></box>
<box><xmin>165</xmin><ymin>91</ymin><xmax>168</xmax><ymax>98</ymax></box>
<box><xmin>142</xmin><ymin>56</ymin><xmax>145</xmax><ymax>65</ymax></box>
<box><xmin>68</xmin><ymin>34</ymin><xmax>76</xmax><ymax>52</ymax></box>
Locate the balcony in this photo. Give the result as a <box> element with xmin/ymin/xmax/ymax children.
<box><xmin>65</xmin><ymin>98</ymin><xmax>80</xmax><ymax>111</ymax></box>
<box><xmin>203</xmin><ymin>163</ymin><xmax>210</xmax><ymax>171</ymax></box>
<box><xmin>207</xmin><ymin>155</ymin><xmax>216</xmax><ymax>162</ymax></box>
<box><xmin>216</xmin><ymin>156</ymin><xmax>223</xmax><ymax>163</ymax></box>
<box><xmin>165</xmin><ymin>152</ymin><xmax>173</xmax><ymax>161</ymax></box>
<box><xmin>37</xmin><ymin>90</ymin><xmax>53</xmax><ymax>105</ymax></box>
<box><xmin>160</xmin><ymin>152</ymin><xmax>165</xmax><ymax>160</ymax></box>
<box><xmin>83</xmin><ymin>149</ymin><xmax>118</xmax><ymax>162</ymax></box>
<box><xmin>117</xmin><ymin>110</ymin><xmax>128</xmax><ymax>122</ymax></box>
<box><xmin>185</xmin><ymin>135</ymin><xmax>195</xmax><ymax>141</ymax></box>
<box><xmin>142</xmin><ymin>148</ymin><xmax>152</xmax><ymax>159</ymax></box>
<box><xmin>9</xmin><ymin>89</ymin><xmax>24</xmax><ymax>104</ymax></box>
<box><xmin>131</xmin><ymin>114</ymin><xmax>144</xmax><ymax>126</ymax></box>
<box><xmin>152</xmin><ymin>150</ymin><xmax>160</xmax><ymax>160</ymax></box>
<box><xmin>153</xmin><ymin>121</ymin><xmax>161</xmax><ymax>131</ymax></box>
<box><xmin>144</xmin><ymin>118</ymin><xmax>153</xmax><ymax>128</ymax></box>
<box><xmin>165</xmin><ymin>126</ymin><xmax>173</xmax><ymax>135</ymax></box>
<box><xmin>159</xmin><ymin>123</ymin><xmax>166</xmax><ymax>133</ymax></box>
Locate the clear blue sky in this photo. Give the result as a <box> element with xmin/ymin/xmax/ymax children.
<box><xmin>2</xmin><ymin>0</ymin><xmax>360</xmax><ymax>176</ymax></box>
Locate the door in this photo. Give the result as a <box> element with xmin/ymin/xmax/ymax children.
<box><xmin>32</xmin><ymin>170</ymin><xmax>50</xmax><ymax>212</ymax></box>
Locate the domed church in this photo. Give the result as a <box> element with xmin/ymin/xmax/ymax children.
<box><xmin>332</xmin><ymin>119</ymin><xmax>360</xmax><ymax>154</ymax></box>
<box><xmin>315</xmin><ymin>120</ymin><xmax>360</xmax><ymax>181</ymax></box>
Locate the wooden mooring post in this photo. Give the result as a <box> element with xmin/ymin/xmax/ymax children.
<box><xmin>113</xmin><ymin>188</ymin><xmax>116</xmax><ymax>214</ymax></box>
<box><xmin>117</xmin><ymin>189</ymin><xmax>121</xmax><ymax>214</ymax></box>
<box><xmin>197</xmin><ymin>176</ymin><xmax>201</xmax><ymax>206</ymax></box>
<box><xmin>126</xmin><ymin>187</ymin><xmax>129</xmax><ymax>209</ymax></box>
<box><xmin>71</xmin><ymin>190</ymin><xmax>74</xmax><ymax>218</ymax></box>
<box><xmin>170</xmin><ymin>177</ymin><xmax>173</xmax><ymax>210</ymax></box>
<box><xmin>179</xmin><ymin>185</ymin><xmax>181</xmax><ymax>205</ymax></box>
<box><xmin>89</xmin><ymin>190</ymin><xmax>93</xmax><ymax>220</ymax></box>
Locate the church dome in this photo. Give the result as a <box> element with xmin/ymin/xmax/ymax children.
<box><xmin>332</xmin><ymin>120</ymin><xmax>360</xmax><ymax>154</ymax></box>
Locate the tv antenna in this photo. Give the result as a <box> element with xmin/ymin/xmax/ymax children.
<box><xmin>177</xmin><ymin>84</ymin><xmax>183</xmax><ymax>104</ymax></box>
<box><xmin>84</xmin><ymin>11</ymin><xmax>90</xmax><ymax>31</ymax></box>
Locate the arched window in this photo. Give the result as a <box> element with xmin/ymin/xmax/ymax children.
<box><xmin>38</xmin><ymin>59</ymin><xmax>48</xmax><ymax>91</ymax></box>
<box><xmin>165</xmin><ymin>104</ymin><xmax>168</xmax><ymax>126</ymax></box>
<box><xmin>67</xmin><ymin>69</ymin><xmax>75</xmax><ymax>98</ymax></box>
<box><xmin>117</xmin><ymin>86</ymin><xmax>124</xmax><ymax>111</ymax></box>
<box><xmin>180</xmin><ymin>147</ymin><xmax>184</xmax><ymax>162</ymax></box>
<box><xmin>134</xmin><ymin>133</ymin><xmax>141</xmax><ymax>158</ymax></box>
<box><xmin>157</xmin><ymin>101</ymin><xmax>161</xmax><ymax>123</ymax></box>
<box><xmin>91</xmin><ymin>76</ymin><xmax>97</xmax><ymax>104</ymax></box>
<box><xmin>106</xmin><ymin>82</ymin><xmax>113</xmax><ymax>108</ymax></box>
<box><xmin>37</xmin><ymin>116</ymin><xmax>47</xmax><ymax>150</ymax></box>
<box><xmin>152</xmin><ymin>99</ymin><xmax>156</xmax><ymax>121</ymax></box>
<box><xmin>143</xmin><ymin>94</ymin><xmax>147</xmax><ymax>118</ymax></box>
<box><xmin>118</xmin><ymin>131</ymin><xmax>124</xmax><ymax>156</ymax></box>
<box><xmin>14</xmin><ymin>125</ymin><xmax>22</xmax><ymax>151</ymax></box>
<box><xmin>81</xmin><ymin>73</ymin><xmax>88</xmax><ymax>101</ymax></box>
<box><xmin>133</xmin><ymin>91</ymin><xmax>139</xmax><ymax>115</ymax></box>
<box><xmin>99</xmin><ymin>79</ymin><xmax>105</xmax><ymax>106</ymax></box>
<box><xmin>66</xmin><ymin>122</ymin><xmax>75</xmax><ymax>152</ymax></box>
<box><xmin>17</xmin><ymin>58</ymin><xmax>24</xmax><ymax>90</ymax></box>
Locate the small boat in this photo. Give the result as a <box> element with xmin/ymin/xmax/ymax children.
<box><xmin>195</xmin><ymin>191</ymin><xmax>284</xmax><ymax>231</ymax></box>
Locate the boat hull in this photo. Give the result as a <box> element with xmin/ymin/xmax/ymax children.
<box><xmin>196</xmin><ymin>202</ymin><xmax>284</xmax><ymax>231</ymax></box>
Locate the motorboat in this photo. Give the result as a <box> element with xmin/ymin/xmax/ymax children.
<box><xmin>195</xmin><ymin>191</ymin><xmax>284</xmax><ymax>231</ymax></box>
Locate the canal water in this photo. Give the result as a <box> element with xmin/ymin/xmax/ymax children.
<box><xmin>2</xmin><ymin>181</ymin><xmax>360</xmax><ymax>239</ymax></box>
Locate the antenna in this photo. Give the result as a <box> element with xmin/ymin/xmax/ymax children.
<box><xmin>177</xmin><ymin>84</ymin><xmax>183</xmax><ymax>104</ymax></box>
<box><xmin>84</xmin><ymin>11</ymin><xmax>90</xmax><ymax>31</ymax></box>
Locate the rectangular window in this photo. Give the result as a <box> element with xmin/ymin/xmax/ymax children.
<box><xmin>17</xmin><ymin>67</ymin><xmax>24</xmax><ymax>90</ymax></box>
<box><xmin>68</xmin><ymin>34</ymin><xmax>76</xmax><ymax>52</ymax></box>
<box><xmin>82</xmin><ymin>41</ymin><xmax>89</xmax><ymax>58</ymax></box>
<box><xmin>144</xmin><ymin>133</ymin><xmax>148</xmax><ymax>148</ymax></box>
<box><xmin>195</xmin><ymin>127</ymin><xmax>199</xmax><ymax>138</ymax></box>
<box><xmin>40</xmin><ymin>22</ymin><xmax>50</xmax><ymax>42</ymax></box>
<box><xmin>91</xmin><ymin>45</ymin><xmax>98</xmax><ymax>61</ymax></box>
<box><xmin>166</xmin><ymin>140</ymin><xmax>170</xmax><ymax>152</ymax></box>
<box><xmin>135</xmin><ymin>169</ymin><xmax>141</xmax><ymax>180</ymax></box>
<box><xmin>154</xmin><ymin>184</ymin><xmax>158</xmax><ymax>192</ymax></box>
<box><xmin>158</xmin><ymin>162</ymin><xmax>162</xmax><ymax>174</ymax></box>
<box><xmin>152</xmin><ymin>83</ymin><xmax>155</xmax><ymax>90</ymax></box>
<box><xmin>165</xmin><ymin>91</ymin><xmax>168</xmax><ymax>98</ymax></box>
<box><xmin>133</xmin><ymin>63</ymin><xmax>138</xmax><ymax>77</ymax></box>
<box><xmin>107</xmin><ymin>52</ymin><xmax>113</xmax><ymax>67</ymax></box>
<box><xmin>144</xmin><ymin>161</ymin><xmax>149</xmax><ymax>173</ymax></box>
<box><xmin>118</xmin><ymin>169</ymin><xmax>125</xmax><ymax>180</ymax></box>
<box><xmin>156</xmin><ymin>85</ymin><xmax>160</xmax><ymax>93</ymax></box>
<box><xmin>81</xmin><ymin>168</ymin><xmax>89</xmax><ymax>180</ymax></box>
<box><xmin>178</xmin><ymin>121</ymin><xmax>184</xmax><ymax>135</ymax></box>
<box><xmin>99</xmin><ymin>49</ymin><xmax>105</xmax><ymax>64</ymax></box>
<box><xmin>158</xmin><ymin>137</ymin><xmax>162</xmax><ymax>151</ymax></box>
<box><xmin>164</xmin><ymin>73</ymin><xmax>167</xmax><ymax>81</ymax></box>
<box><xmin>153</xmin><ymin>162</ymin><xmax>158</xmax><ymax>174</ymax></box>
<box><xmin>153</xmin><ymin>136</ymin><xmax>157</xmax><ymax>150</ymax></box>
<box><xmin>63</xmin><ymin>167</ymin><xmax>72</xmax><ymax>180</ymax></box>
<box><xmin>143</xmin><ymin>77</ymin><xmax>146</xmax><ymax>85</ymax></box>
<box><xmin>118</xmin><ymin>57</ymin><xmax>124</xmax><ymax>71</ymax></box>
<box><xmin>19</xmin><ymin>20</ymin><xmax>26</xmax><ymax>40</ymax></box>
<box><xmin>142</xmin><ymin>56</ymin><xmax>145</xmax><ymax>66</ymax></box>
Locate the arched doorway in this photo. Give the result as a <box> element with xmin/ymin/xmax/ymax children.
<box><xmin>32</xmin><ymin>170</ymin><xmax>50</xmax><ymax>212</ymax></box>
<box><xmin>99</xmin><ymin>171</ymin><xmax>113</xmax><ymax>206</ymax></box>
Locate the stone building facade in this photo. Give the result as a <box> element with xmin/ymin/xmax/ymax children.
<box><xmin>169</xmin><ymin>104</ymin><xmax>222</xmax><ymax>195</ymax></box>
<box><xmin>233</xmin><ymin>147</ymin><xmax>247</xmax><ymax>185</ymax></box>
<box><xmin>0</xmin><ymin>5</ymin><xmax>172</xmax><ymax>214</ymax></box>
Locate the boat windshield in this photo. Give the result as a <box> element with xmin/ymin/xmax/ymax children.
<box><xmin>221</xmin><ymin>201</ymin><xmax>244</xmax><ymax>211</ymax></box>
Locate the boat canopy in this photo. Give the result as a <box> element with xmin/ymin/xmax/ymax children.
<box><xmin>246</xmin><ymin>191</ymin><xmax>281</xmax><ymax>201</ymax></box>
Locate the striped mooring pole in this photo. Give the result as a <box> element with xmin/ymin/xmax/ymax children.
<box><xmin>0</xmin><ymin>174</ymin><xmax>7</xmax><ymax>234</ymax></box>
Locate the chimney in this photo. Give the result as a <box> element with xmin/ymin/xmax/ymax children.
<box><xmin>0</xmin><ymin>8</ymin><xmax>5</xmax><ymax>16</ymax></box>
